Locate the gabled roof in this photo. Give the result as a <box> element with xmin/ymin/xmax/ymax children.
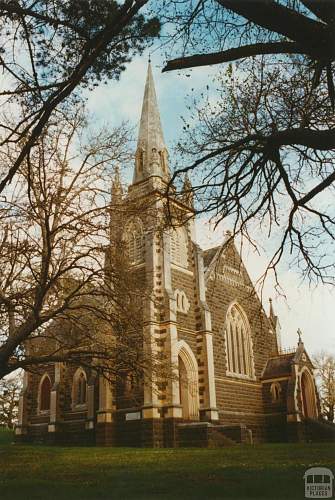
<box><xmin>293</xmin><ymin>341</ymin><xmax>315</xmax><ymax>369</ymax></box>
<box><xmin>261</xmin><ymin>342</ymin><xmax>315</xmax><ymax>380</ymax></box>
<box><xmin>203</xmin><ymin>237</ymin><xmax>252</xmax><ymax>289</ymax></box>
<box><xmin>203</xmin><ymin>246</ymin><xmax>221</xmax><ymax>270</ymax></box>
<box><xmin>261</xmin><ymin>353</ymin><xmax>295</xmax><ymax>380</ymax></box>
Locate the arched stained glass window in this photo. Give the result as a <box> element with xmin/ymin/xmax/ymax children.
<box><xmin>225</xmin><ymin>304</ymin><xmax>254</xmax><ymax>378</ymax></box>
<box><xmin>39</xmin><ymin>374</ymin><xmax>51</xmax><ymax>412</ymax></box>
<box><xmin>174</xmin><ymin>289</ymin><xmax>190</xmax><ymax>313</ymax></box>
<box><xmin>171</xmin><ymin>227</ymin><xmax>188</xmax><ymax>268</ymax></box>
<box><xmin>72</xmin><ymin>368</ymin><xmax>87</xmax><ymax>407</ymax></box>
<box><xmin>270</xmin><ymin>382</ymin><xmax>281</xmax><ymax>402</ymax></box>
<box><xmin>77</xmin><ymin>372</ymin><xmax>87</xmax><ymax>405</ymax></box>
<box><xmin>124</xmin><ymin>219</ymin><xmax>144</xmax><ymax>265</ymax></box>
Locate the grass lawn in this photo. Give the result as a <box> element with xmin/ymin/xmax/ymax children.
<box><xmin>0</xmin><ymin>429</ymin><xmax>334</xmax><ymax>500</ymax></box>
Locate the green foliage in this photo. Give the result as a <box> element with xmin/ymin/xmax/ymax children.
<box><xmin>1</xmin><ymin>0</ymin><xmax>160</xmax><ymax>92</ymax></box>
<box><xmin>0</xmin><ymin>442</ymin><xmax>333</xmax><ymax>499</ymax></box>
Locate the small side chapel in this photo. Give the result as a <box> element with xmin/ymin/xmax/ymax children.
<box><xmin>16</xmin><ymin>63</ymin><xmax>324</xmax><ymax>447</ymax></box>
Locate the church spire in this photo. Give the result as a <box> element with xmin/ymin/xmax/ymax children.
<box><xmin>133</xmin><ymin>62</ymin><xmax>169</xmax><ymax>184</ymax></box>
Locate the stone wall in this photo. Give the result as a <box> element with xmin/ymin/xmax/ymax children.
<box><xmin>206</xmin><ymin>242</ymin><xmax>279</xmax><ymax>441</ymax></box>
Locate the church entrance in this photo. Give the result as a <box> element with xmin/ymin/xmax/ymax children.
<box><xmin>178</xmin><ymin>347</ymin><xmax>199</xmax><ymax>420</ymax></box>
<box><xmin>301</xmin><ymin>370</ymin><xmax>317</xmax><ymax>419</ymax></box>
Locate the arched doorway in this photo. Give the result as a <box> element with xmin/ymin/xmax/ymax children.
<box><xmin>177</xmin><ymin>342</ymin><xmax>199</xmax><ymax>420</ymax></box>
<box><xmin>301</xmin><ymin>370</ymin><xmax>317</xmax><ymax>419</ymax></box>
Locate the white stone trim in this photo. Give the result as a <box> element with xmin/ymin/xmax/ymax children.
<box><xmin>299</xmin><ymin>366</ymin><xmax>318</xmax><ymax>418</ymax></box>
<box><xmin>270</xmin><ymin>381</ymin><xmax>282</xmax><ymax>402</ymax></box>
<box><xmin>176</xmin><ymin>340</ymin><xmax>200</xmax><ymax>420</ymax></box>
<box><xmin>208</xmin><ymin>272</ymin><xmax>252</xmax><ymax>292</ymax></box>
<box><xmin>215</xmin><ymin>377</ymin><xmax>260</xmax><ymax>387</ymax></box>
<box><xmin>174</xmin><ymin>289</ymin><xmax>190</xmax><ymax>314</ymax></box>
<box><xmin>71</xmin><ymin>368</ymin><xmax>88</xmax><ymax>410</ymax></box>
<box><xmin>225</xmin><ymin>371</ymin><xmax>257</xmax><ymax>381</ymax></box>
<box><xmin>171</xmin><ymin>263</ymin><xmax>193</xmax><ymax>276</ymax></box>
<box><xmin>224</xmin><ymin>302</ymin><xmax>255</xmax><ymax>379</ymax></box>
<box><xmin>261</xmin><ymin>376</ymin><xmax>289</xmax><ymax>384</ymax></box>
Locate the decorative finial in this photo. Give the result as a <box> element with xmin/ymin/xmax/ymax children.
<box><xmin>183</xmin><ymin>172</ymin><xmax>191</xmax><ymax>188</ymax></box>
<box><xmin>297</xmin><ymin>328</ymin><xmax>303</xmax><ymax>345</ymax></box>
<box><xmin>111</xmin><ymin>164</ymin><xmax>122</xmax><ymax>198</ymax></box>
<box><xmin>113</xmin><ymin>164</ymin><xmax>120</xmax><ymax>183</ymax></box>
<box><xmin>182</xmin><ymin>173</ymin><xmax>193</xmax><ymax>206</ymax></box>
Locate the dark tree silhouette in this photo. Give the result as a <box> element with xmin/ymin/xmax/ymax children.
<box><xmin>0</xmin><ymin>0</ymin><xmax>159</xmax><ymax>193</ymax></box>
<box><xmin>157</xmin><ymin>0</ymin><xmax>335</xmax><ymax>284</ymax></box>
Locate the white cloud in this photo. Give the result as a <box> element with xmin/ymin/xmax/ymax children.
<box><xmin>85</xmin><ymin>50</ymin><xmax>334</xmax><ymax>360</ymax></box>
<box><xmin>196</xmin><ymin>218</ymin><xmax>335</xmax><ymax>358</ymax></box>
<box><xmin>84</xmin><ymin>51</ymin><xmax>219</xmax><ymax>149</ymax></box>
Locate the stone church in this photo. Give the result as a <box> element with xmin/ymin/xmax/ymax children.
<box><xmin>15</xmin><ymin>63</ymin><xmax>326</xmax><ymax>447</ymax></box>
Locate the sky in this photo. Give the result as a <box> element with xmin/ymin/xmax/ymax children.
<box><xmin>84</xmin><ymin>52</ymin><xmax>334</xmax><ymax>358</ymax></box>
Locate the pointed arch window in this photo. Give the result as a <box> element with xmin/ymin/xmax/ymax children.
<box><xmin>174</xmin><ymin>289</ymin><xmax>190</xmax><ymax>314</ymax></box>
<box><xmin>72</xmin><ymin>369</ymin><xmax>87</xmax><ymax>408</ymax></box>
<box><xmin>225</xmin><ymin>304</ymin><xmax>255</xmax><ymax>379</ymax></box>
<box><xmin>171</xmin><ymin>227</ymin><xmax>188</xmax><ymax>268</ymax></box>
<box><xmin>124</xmin><ymin>219</ymin><xmax>144</xmax><ymax>265</ymax></box>
<box><xmin>270</xmin><ymin>382</ymin><xmax>282</xmax><ymax>402</ymax></box>
<box><xmin>39</xmin><ymin>374</ymin><xmax>51</xmax><ymax>413</ymax></box>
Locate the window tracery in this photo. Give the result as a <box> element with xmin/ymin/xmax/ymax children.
<box><xmin>123</xmin><ymin>219</ymin><xmax>144</xmax><ymax>265</ymax></box>
<box><xmin>72</xmin><ymin>369</ymin><xmax>87</xmax><ymax>407</ymax></box>
<box><xmin>270</xmin><ymin>382</ymin><xmax>281</xmax><ymax>402</ymax></box>
<box><xmin>225</xmin><ymin>304</ymin><xmax>254</xmax><ymax>378</ymax></box>
<box><xmin>171</xmin><ymin>227</ymin><xmax>188</xmax><ymax>268</ymax></box>
<box><xmin>174</xmin><ymin>289</ymin><xmax>190</xmax><ymax>314</ymax></box>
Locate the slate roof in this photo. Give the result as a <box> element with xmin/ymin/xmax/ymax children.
<box><xmin>203</xmin><ymin>246</ymin><xmax>221</xmax><ymax>270</ymax></box>
<box><xmin>134</xmin><ymin>63</ymin><xmax>168</xmax><ymax>183</ymax></box>
<box><xmin>261</xmin><ymin>353</ymin><xmax>295</xmax><ymax>380</ymax></box>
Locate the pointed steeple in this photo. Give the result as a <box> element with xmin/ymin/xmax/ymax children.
<box><xmin>133</xmin><ymin>63</ymin><xmax>169</xmax><ymax>184</ymax></box>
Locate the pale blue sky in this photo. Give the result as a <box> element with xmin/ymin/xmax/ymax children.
<box><xmin>85</xmin><ymin>51</ymin><xmax>335</xmax><ymax>358</ymax></box>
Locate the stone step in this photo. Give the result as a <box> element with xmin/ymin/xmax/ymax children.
<box><xmin>177</xmin><ymin>422</ymin><xmax>252</xmax><ymax>448</ymax></box>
